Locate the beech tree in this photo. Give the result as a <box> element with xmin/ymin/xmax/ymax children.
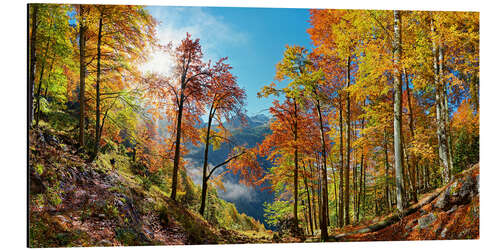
<box><xmin>199</xmin><ymin>58</ymin><xmax>247</xmax><ymax>216</ymax></box>
<box><xmin>88</xmin><ymin>5</ymin><xmax>157</xmax><ymax>159</ymax></box>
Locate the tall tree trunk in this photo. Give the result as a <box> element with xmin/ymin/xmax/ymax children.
<box><xmin>132</xmin><ymin>146</ymin><xmax>136</xmax><ymax>162</ymax></box>
<box><xmin>315</xmin><ymin>94</ymin><xmax>329</xmax><ymax>242</ymax></box>
<box><xmin>301</xmin><ymin>199</ymin><xmax>309</xmax><ymax>235</ymax></box>
<box><xmin>374</xmin><ymin>180</ymin><xmax>379</xmax><ymax>216</ymax></box>
<box><xmin>353</xmin><ymin>150</ymin><xmax>357</xmax><ymax>223</ymax></box>
<box><xmin>442</xmin><ymin>55</ymin><xmax>454</xmax><ymax>176</ymax></box>
<box><xmin>309</xmin><ymin>162</ymin><xmax>318</xmax><ymax>231</ymax></box>
<box><xmin>199</xmin><ymin>106</ymin><xmax>214</xmax><ymax>216</ymax></box>
<box><xmin>432</xmin><ymin>17</ymin><xmax>451</xmax><ymax>184</ymax></box>
<box><xmin>393</xmin><ymin>10</ymin><xmax>405</xmax><ymax>212</ymax></box>
<box><xmin>345</xmin><ymin>55</ymin><xmax>351</xmax><ymax>225</ymax></box>
<box><xmin>29</xmin><ymin>4</ymin><xmax>39</xmax><ymax>128</ymax></box>
<box><xmin>363</xmin><ymin>159</ymin><xmax>368</xmax><ymax>217</ymax></box>
<box><xmin>384</xmin><ymin>128</ymin><xmax>392</xmax><ymax>211</ymax></box>
<box><xmin>338</xmin><ymin>96</ymin><xmax>344</xmax><ymax>228</ymax></box>
<box><xmin>357</xmin><ymin>152</ymin><xmax>364</xmax><ymax>221</ymax></box>
<box><xmin>79</xmin><ymin>5</ymin><xmax>87</xmax><ymax>149</ymax></box>
<box><xmin>93</xmin><ymin>12</ymin><xmax>103</xmax><ymax>159</ymax></box>
<box><xmin>34</xmin><ymin>25</ymin><xmax>54</xmax><ymax>128</ymax></box>
<box><xmin>34</xmin><ymin>50</ymin><xmax>51</xmax><ymax>128</ymax></box>
<box><xmin>356</xmin><ymin>116</ymin><xmax>365</xmax><ymax>222</ymax></box>
<box><xmin>43</xmin><ymin>62</ymin><xmax>54</xmax><ymax>98</ymax></box>
<box><xmin>404</xmin><ymin>69</ymin><xmax>419</xmax><ymax>196</ymax></box>
<box><xmin>171</xmin><ymin>92</ymin><xmax>185</xmax><ymax>201</ymax></box>
<box><xmin>329</xmin><ymin>156</ymin><xmax>338</xmax><ymax>228</ymax></box>
<box><xmin>36</xmin><ymin>52</ymin><xmax>56</xmax><ymax>125</ymax></box>
<box><xmin>293</xmin><ymin>99</ymin><xmax>299</xmax><ymax>228</ymax></box>
<box><xmin>402</xmin><ymin>138</ymin><xmax>416</xmax><ymax>203</ymax></box>
<box><xmin>302</xmin><ymin>163</ymin><xmax>314</xmax><ymax>234</ymax></box>
<box><xmin>470</xmin><ymin>72</ymin><xmax>479</xmax><ymax>112</ymax></box>
<box><xmin>316</xmin><ymin>158</ymin><xmax>322</xmax><ymax>228</ymax></box>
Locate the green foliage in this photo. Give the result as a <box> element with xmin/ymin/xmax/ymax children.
<box><xmin>29</xmin><ymin>214</ymin><xmax>89</xmax><ymax>248</ymax></box>
<box><xmin>263</xmin><ymin>200</ymin><xmax>292</xmax><ymax>227</ymax></box>
<box><xmin>46</xmin><ymin>181</ymin><xmax>63</xmax><ymax>206</ymax></box>
<box><xmin>35</xmin><ymin>163</ymin><xmax>44</xmax><ymax>175</ymax></box>
<box><xmin>452</xmin><ymin>129</ymin><xmax>479</xmax><ymax>174</ymax></box>
<box><xmin>115</xmin><ymin>227</ymin><xmax>144</xmax><ymax>246</ymax></box>
<box><xmin>45</xmin><ymin>110</ymin><xmax>78</xmax><ymax>133</ymax></box>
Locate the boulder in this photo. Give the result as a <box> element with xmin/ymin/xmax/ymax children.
<box><xmin>417</xmin><ymin>213</ymin><xmax>436</xmax><ymax>229</ymax></box>
<box><xmin>435</xmin><ymin>173</ymin><xmax>479</xmax><ymax>212</ymax></box>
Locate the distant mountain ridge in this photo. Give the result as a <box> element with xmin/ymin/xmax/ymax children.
<box><xmin>186</xmin><ymin>114</ymin><xmax>274</xmax><ymax>228</ymax></box>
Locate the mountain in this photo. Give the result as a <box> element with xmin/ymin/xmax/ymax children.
<box><xmin>186</xmin><ymin>114</ymin><xmax>274</xmax><ymax>228</ymax></box>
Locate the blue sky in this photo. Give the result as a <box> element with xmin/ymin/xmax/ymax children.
<box><xmin>142</xmin><ymin>6</ymin><xmax>313</xmax><ymax>117</ymax></box>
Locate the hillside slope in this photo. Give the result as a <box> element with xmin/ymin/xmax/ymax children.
<box><xmin>28</xmin><ymin>125</ymin><xmax>271</xmax><ymax>247</ymax></box>
<box><xmin>331</xmin><ymin>164</ymin><xmax>479</xmax><ymax>242</ymax></box>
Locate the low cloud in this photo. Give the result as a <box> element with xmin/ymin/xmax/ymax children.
<box><xmin>184</xmin><ymin>158</ymin><xmax>257</xmax><ymax>202</ymax></box>
<box><xmin>218</xmin><ymin>181</ymin><xmax>256</xmax><ymax>202</ymax></box>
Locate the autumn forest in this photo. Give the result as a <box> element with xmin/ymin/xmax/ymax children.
<box><xmin>28</xmin><ymin>4</ymin><xmax>479</xmax><ymax>247</ymax></box>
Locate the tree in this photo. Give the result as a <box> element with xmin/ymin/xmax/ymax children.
<box><xmin>199</xmin><ymin>58</ymin><xmax>247</xmax><ymax>216</ymax></box>
<box><xmin>28</xmin><ymin>4</ymin><xmax>39</xmax><ymax>128</ymax></box>
<box><xmin>78</xmin><ymin>4</ymin><xmax>88</xmax><ymax>149</ymax></box>
<box><xmin>269</xmin><ymin>45</ymin><xmax>328</xmax><ymax>240</ymax></box>
<box><xmin>168</xmin><ymin>34</ymin><xmax>210</xmax><ymax>201</ymax></box>
<box><xmin>88</xmin><ymin>5</ymin><xmax>157</xmax><ymax>159</ymax></box>
<box><xmin>393</xmin><ymin>10</ymin><xmax>405</xmax><ymax>212</ymax></box>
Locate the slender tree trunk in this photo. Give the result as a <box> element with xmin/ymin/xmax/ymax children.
<box><xmin>374</xmin><ymin>181</ymin><xmax>379</xmax><ymax>216</ymax></box>
<box><xmin>345</xmin><ymin>55</ymin><xmax>351</xmax><ymax>225</ymax></box>
<box><xmin>35</xmin><ymin>27</ymin><xmax>53</xmax><ymax>128</ymax></box>
<box><xmin>357</xmin><ymin>152</ymin><xmax>364</xmax><ymax>221</ymax></box>
<box><xmin>393</xmin><ymin>10</ymin><xmax>405</xmax><ymax>212</ymax></box>
<box><xmin>338</xmin><ymin>96</ymin><xmax>344</xmax><ymax>228</ymax></box>
<box><xmin>314</xmin><ymin>95</ymin><xmax>329</xmax><ymax>241</ymax></box>
<box><xmin>432</xmin><ymin>17</ymin><xmax>451</xmax><ymax>184</ymax></box>
<box><xmin>424</xmin><ymin>164</ymin><xmax>429</xmax><ymax>191</ymax></box>
<box><xmin>316</xmin><ymin>158</ymin><xmax>322</xmax><ymax>229</ymax></box>
<box><xmin>293</xmin><ymin>99</ymin><xmax>299</xmax><ymax>228</ymax></box>
<box><xmin>29</xmin><ymin>4</ymin><xmax>39</xmax><ymax>128</ymax></box>
<box><xmin>199</xmin><ymin>107</ymin><xmax>214</xmax><ymax>216</ymax></box>
<box><xmin>302</xmin><ymin>163</ymin><xmax>314</xmax><ymax>234</ymax></box>
<box><xmin>353</xmin><ymin>146</ymin><xmax>357</xmax><ymax>223</ymax></box>
<box><xmin>171</xmin><ymin>93</ymin><xmax>185</xmax><ymax>201</ymax></box>
<box><xmin>442</xmin><ymin>56</ymin><xmax>454</xmax><ymax>176</ymax></box>
<box><xmin>402</xmin><ymin>138</ymin><xmax>416</xmax><ymax>203</ymax></box>
<box><xmin>132</xmin><ymin>146</ymin><xmax>136</xmax><ymax>162</ymax></box>
<box><xmin>35</xmin><ymin>50</ymin><xmax>53</xmax><ymax>128</ymax></box>
<box><xmin>362</xmin><ymin>160</ymin><xmax>367</xmax><ymax>218</ymax></box>
<box><xmin>356</xmin><ymin>116</ymin><xmax>365</xmax><ymax>222</ymax></box>
<box><xmin>404</xmin><ymin>69</ymin><xmax>419</xmax><ymax>195</ymax></box>
<box><xmin>301</xmin><ymin>200</ymin><xmax>309</xmax><ymax>235</ymax></box>
<box><xmin>36</xmin><ymin>53</ymin><xmax>56</xmax><ymax>125</ymax></box>
<box><xmin>470</xmin><ymin>72</ymin><xmax>479</xmax><ymax>112</ymax></box>
<box><xmin>384</xmin><ymin>128</ymin><xmax>391</xmax><ymax>211</ymax></box>
<box><xmin>329</xmin><ymin>157</ymin><xmax>338</xmax><ymax>228</ymax></box>
<box><xmin>79</xmin><ymin>5</ymin><xmax>87</xmax><ymax>149</ymax></box>
<box><xmin>93</xmin><ymin>12</ymin><xmax>103</xmax><ymax>159</ymax></box>
<box><xmin>308</xmin><ymin>162</ymin><xmax>318</xmax><ymax>231</ymax></box>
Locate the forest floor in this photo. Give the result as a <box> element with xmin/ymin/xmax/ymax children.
<box><xmin>318</xmin><ymin>164</ymin><xmax>479</xmax><ymax>242</ymax></box>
